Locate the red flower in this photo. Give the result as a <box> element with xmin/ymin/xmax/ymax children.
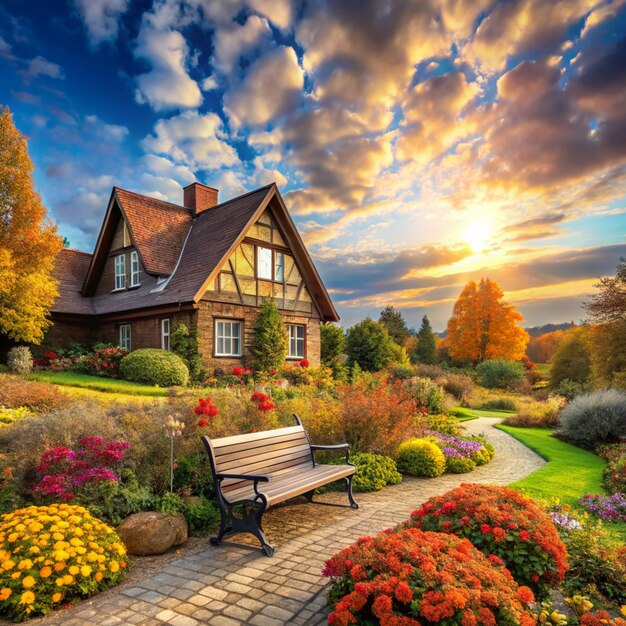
<box><xmin>299</xmin><ymin>359</ymin><xmax>310</xmax><ymax>368</ymax></box>
<box><xmin>519</xmin><ymin>530</ymin><xmax>531</xmax><ymax>541</ymax></box>
<box><xmin>198</xmin><ymin>418</ymin><xmax>209</xmax><ymax>428</ymax></box>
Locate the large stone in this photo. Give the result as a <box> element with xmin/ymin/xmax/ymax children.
<box><xmin>117</xmin><ymin>512</ymin><xmax>188</xmax><ymax>556</ymax></box>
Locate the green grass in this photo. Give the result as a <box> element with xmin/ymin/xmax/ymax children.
<box><xmin>535</xmin><ymin>362</ymin><xmax>551</xmax><ymax>376</ymax></box>
<box><xmin>453</xmin><ymin>407</ymin><xmax>516</xmax><ymax>419</ymax></box>
<box><xmin>448</xmin><ymin>407</ymin><xmax>479</xmax><ymax>422</ymax></box>
<box><xmin>26</xmin><ymin>371</ymin><xmax>168</xmax><ymax>396</ymax></box>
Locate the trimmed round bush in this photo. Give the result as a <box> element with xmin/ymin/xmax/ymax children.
<box><xmin>445</xmin><ymin>455</ymin><xmax>476</xmax><ymax>473</ymax></box>
<box><xmin>557</xmin><ymin>389</ymin><xmax>626</xmax><ymax>447</ymax></box>
<box><xmin>476</xmin><ymin>359</ymin><xmax>525</xmax><ymax>389</ymax></box>
<box><xmin>408</xmin><ymin>484</ymin><xmax>568</xmax><ymax>597</ymax></box>
<box><xmin>396</xmin><ymin>438</ymin><xmax>446</xmax><ymax>477</ymax></box>
<box><xmin>350</xmin><ymin>453</ymin><xmax>402</xmax><ymax>492</ymax></box>
<box><xmin>119</xmin><ymin>349</ymin><xmax>189</xmax><ymax>387</ymax></box>
<box><xmin>0</xmin><ymin>503</ymin><xmax>127</xmax><ymax>621</ymax></box>
<box><xmin>323</xmin><ymin>528</ymin><xmax>537</xmax><ymax>626</ymax></box>
<box><xmin>7</xmin><ymin>347</ymin><xmax>32</xmax><ymax>375</ymax></box>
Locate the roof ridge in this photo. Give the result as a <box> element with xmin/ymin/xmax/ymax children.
<box><xmin>114</xmin><ymin>186</ymin><xmax>190</xmax><ymax>212</ymax></box>
<box><xmin>192</xmin><ymin>183</ymin><xmax>275</xmax><ymax>221</ymax></box>
<box><xmin>61</xmin><ymin>248</ymin><xmax>92</xmax><ymax>256</ymax></box>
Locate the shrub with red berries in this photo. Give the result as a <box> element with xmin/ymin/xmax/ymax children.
<box><xmin>407</xmin><ymin>484</ymin><xmax>568</xmax><ymax>597</ymax></box>
<box><xmin>323</xmin><ymin>527</ymin><xmax>537</xmax><ymax>626</ymax></box>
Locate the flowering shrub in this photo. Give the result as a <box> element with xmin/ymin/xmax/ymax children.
<box><xmin>579</xmin><ymin>492</ymin><xmax>626</xmax><ymax>522</ymax></box>
<box><xmin>83</xmin><ymin>347</ymin><xmax>128</xmax><ymax>378</ymax></box>
<box><xmin>579</xmin><ymin>611</ymin><xmax>626</xmax><ymax>626</ymax></box>
<box><xmin>350</xmin><ymin>453</ymin><xmax>402</xmax><ymax>492</ymax></box>
<box><xmin>408</xmin><ymin>484</ymin><xmax>568</xmax><ymax>596</ymax></box>
<box><xmin>433</xmin><ymin>433</ymin><xmax>492</xmax><ymax>466</ymax></box>
<box><xmin>194</xmin><ymin>397</ymin><xmax>219</xmax><ymax>427</ymax></box>
<box><xmin>401</xmin><ymin>377</ymin><xmax>445</xmax><ymax>414</ymax></box>
<box><xmin>323</xmin><ymin>528</ymin><xmax>537</xmax><ymax>626</ymax></box>
<box><xmin>251</xmin><ymin>392</ymin><xmax>276</xmax><ymax>412</ymax></box>
<box><xmin>34</xmin><ymin>437</ymin><xmax>129</xmax><ymax>502</ymax></box>
<box><xmin>0</xmin><ymin>376</ymin><xmax>68</xmax><ymax>414</ymax></box>
<box><xmin>445</xmin><ymin>455</ymin><xmax>476</xmax><ymax>473</ymax></box>
<box><xmin>338</xmin><ymin>378</ymin><xmax>421</xmax><ymax>456</ymax></box>
<box><xmin>0</xmin><ymin>408</ymin><xmax>31</xmax><ymax>429</ymax></box>
<box><xmin>0</xmin><ymin>504</ymin><xmax>126</xmax><ymax>621</ymax></box>
<box><xmin>427</xmin><ymin>413</ymin><xmax>461</xmax><ymax>436</ymax></box>
<box><xmin>282</xmin><ymin>365</ymin><xmax>335</xmax><ymax>389</ymax></box>
<box><xmin>600</xmin><ymin>441</ymin><xmax>626</xmax><ymax>494</ymax></box>
<box><xmin>396</xmin><ymin>438</ymin><xmax>446</xmax><ymax>477</ymax></box>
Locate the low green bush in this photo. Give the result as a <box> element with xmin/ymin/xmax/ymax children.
<box><xmin>156</xmin><ymin>492</ymin><xmax>219</xmax><ymax>535</ymax></box>
<box><xmin>445</xmin><ymin>455</ymin><xmax>476</xmax><ymax>473</ymax></box>
<box><xmin>479</xmin><ymin>397</ymin><xmax>518</xmax><ymax>411</ymax></box>
<box><xmin>557</xmin><ymin>389</ymin><xmax>626</xmax><ymax>447</ymax></box>
<box><xmin>469</xmin><ymin>435</ymin><xmax>495</xmax><ymax>465</ymax></box>
<box><xmin>553</xmin><ymin>378</ymin><xmax>588</xmax><ymax>401</ymax></box>
<box><xmin>396</xmin><ymin>438</ymin><xmax>446</xmax><ymax>477</ymax></box>
<box><xmin>350</xmin><ymin>452</ymin><xmax>402</xmax><ymax>492</ymax></box>
<box><xmin>476</xmin><ymin>359</ymin><xmax>525</xmax><ymax>389</ymax></box>
<box><xmin>119</xmin><ymin>349</ymin><xmax>189</xmax><ymax>387</ymax></box>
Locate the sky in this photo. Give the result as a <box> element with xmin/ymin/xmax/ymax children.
<box><xmin>1</xmin><ymin>0</ymin><xmax>625</xmax><ymax>332</ymax></box>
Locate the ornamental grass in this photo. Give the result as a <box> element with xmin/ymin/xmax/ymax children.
<box><xmin>408</xmin><ymin>484</ymin><xmax>568</xmax><ymax>597</ymax></box>
<box><xmin>323</xmin><ymin>527</ymin><xmax>537</xmax><ymax>626</ymax></box>
<box><xmin>0</xmin><ymin>504</ymin><xmax>127</xmax><ymax>621</ymax></box>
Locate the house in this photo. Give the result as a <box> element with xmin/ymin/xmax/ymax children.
<box><xmin>48</xmin><ymin>182</ymin><xmax>339</xmax><ymax>370</ymax></box>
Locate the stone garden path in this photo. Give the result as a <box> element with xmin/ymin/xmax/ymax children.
<box><xmin>39</xmin><ymin>418</ymin><xmax>544</xmax><ymax>626</ymax></box>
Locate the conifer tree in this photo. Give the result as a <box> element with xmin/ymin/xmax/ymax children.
<box><xmin>379</xmin><ymin>305</ymin><xmax>410</xmax><ymax>345</ymax></box>
<box><xmin>415</xmin><ymin>315</ymin><xmax>437</xmax><ymax>364</ymax></box>
<box><xmin>251</xmin><ymin>298</ymin><xmax>288</xmax><ymax>374</ymax></box>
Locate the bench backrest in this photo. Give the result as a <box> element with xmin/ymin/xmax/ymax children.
<box><xmin>202</xmin><ymin>417</ymin><xmax>313</xmax><ymax>495</ymax></box>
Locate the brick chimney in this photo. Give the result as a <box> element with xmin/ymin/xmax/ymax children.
<box><xmin>183</xmin><ymin>182</ymin><xmax>219</xmax><ymax>216</ymax></box>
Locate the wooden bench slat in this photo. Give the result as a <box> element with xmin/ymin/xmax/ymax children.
<box><xmin>210</xmin><ymin>425</ymin><xmax>304</xmax><ymax>450</ymax></box>
<box><xmin>217</xmin><ymin>442</ymin><xmax>312</xmax><ymax>473</ymax></box>
<box><xmin>220</xmin><ymin>454</ymin><xmax>313</xmax><ymax>490</ymax></box>
<box><xmin>214</xmin><ymin>433</ymin><xmax>310</xmax><ymax>465</ymax></box>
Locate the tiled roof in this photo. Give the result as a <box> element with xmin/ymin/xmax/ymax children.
<box><xmin>114</xmin><ymin>188</ymin><xmax>192</xmax><ymax>276</ymax></box>
<box><xmin>51</xmin><ymin>249</ymin><xmax>95</xmax><ymax>314</ymax></box>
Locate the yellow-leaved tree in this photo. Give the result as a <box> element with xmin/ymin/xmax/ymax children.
<box><xmin>446</xmin><ymin>278</ymin><xmax>529</xmax><ymax>363</ymax></box>
<box><xmin>0</xmin><ymin>106</ymin><xmax>62</xmax><ymax>343</ymax></box>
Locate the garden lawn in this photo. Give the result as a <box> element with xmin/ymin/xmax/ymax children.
<box><xmin>535</xmin><ymin>363</ymin><xmax>551</xmax><ymax>376</ymax></box>
<box><xmin>454</xmin><ymin>407</ymin><xmax>516</xmax><ymax>419</ymax></box>
<box><xmin>26</xmin><ymin>371</ymin><xmax>168</xmax><ymax>396</ymax></box>
<box><xmin>497</xmin><ymin>425</ymin><xmax>626</xmax><ymax>542</ymax></box>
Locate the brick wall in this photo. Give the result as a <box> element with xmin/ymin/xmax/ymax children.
<box><xmin>44</xmin><ymin>318</ymin><xmax>96</xmax><ymax>348</ymax></box>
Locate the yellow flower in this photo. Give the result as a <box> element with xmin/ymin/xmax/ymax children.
<box><xmin>621</xmin><ymin>606</ymin><xmax>626</xmax><ymax>618</ymax></box>
<box><xmin>0</xmin><ymin>588</ymin><xmax>11</xmax><ymax>601</ymax></box>
<box><xmin>11</xmin><ymin>572</ymin><xmax>21</xmax><ymax>579</ymax></box>
<box><xmin>70</xmin><ymin>537</ymin><xmax>84</xmax><ymax>547</ymax></box>
<box><xmin>69</xmin><ymin>565</ymin><xmax>79</xmax><ymax>576</ymax></box>
<box><xmin>52</xmin><ymin>592</ymin><xmax>62</xmax><ymax>603</ymax></box>
<box><xmin>39</xmin><ymin>566</ymin><xmax>52</xmax><ymax>578</ymax></box>
<box><xmin>17</xmin><ymin>558</ymin><xmax>33</xmax><ymax>570</ymax></box>
<box><xmin>29</xmin><ymin>546</ymin><xmax>40</xmax><ymax>554</ymax></box>
<box><xmin>109</xmin><ymin>560</ymin><xmax>119</xmax><ymax>573</ymax></box>
<box><xmin>55</xmin><ymin>578</ymin><xmax>64</xmax><ymax>587</ymax></box>
<box><xmin>94</xmin><ymin>572</ymin><xmax>103</xmax><ymax>582</ymax></box>
<box><xmin>22</xmin><ymin>575</ymin><xmax>36</xmax><ymax>589</ymax></box>
<box><xmin>62</xmin><ymin>574</ymin><xmax>74</xmax><ymax>585</ymax></box>
<box><xmin>7</xmin><ymin>532</ymin><xmax>18</xmax><ymax>543</ymax></box>
<box><xmin>54</xmin><ymin>550</ymin><xmax>70</xmax><ymax>562</ymax></box>
<box><xmin>2</xmin><ymin>559</ymin><xmax>15</xmax><ymax>571</ymax></box>
<box><xmin>19</xmin><ymin>590</ymin><xmax>35</xmax><ymax>605</ymax></box>
<box><xmin>80</xmin><ymin>565</ymin><xmax>92</xmax><ymax>577</ymax></box>
<box><xmin>28</xmin><ymin>522</ymin><xmax>43</xmax><ymax>533</ymax></box>
<box><xmin>54</xmin><ymin>562</ymin><xmax>66</xmax><ymax>572</ymax></box>
<box><xmin>52</xmin><ymin>532</ymin><xmax>65</xmax><ymax>541</ymax></box>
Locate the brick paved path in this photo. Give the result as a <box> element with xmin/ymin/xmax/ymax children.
<box><xmin>38</xmin><ymin>418</ymin><xmax>544</xmax><ymax>626</ymax></box>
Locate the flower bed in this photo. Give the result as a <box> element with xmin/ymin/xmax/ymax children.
<box><xmin>408</xmin><ymin>484</ymin><xmax>568</xmax><ymax>596</ymax></box>
<box><xmin>0</xmin><ymin>504</ymin><xmax>127</xmax><ymax>621</ymax></box>
<box><xmin>579</xmin><ymin>493</ymin><xmax>626</xmax><ymax>523</ymax></box>
<box><xmin>323</xmin><ymin>527</ymin><xmax>537</xmax><ymax>626</ymax></box>
<box><xmin>600</xmin><ymin>441</ymin><xmax>626</xmax><ymax>494</ymax></box>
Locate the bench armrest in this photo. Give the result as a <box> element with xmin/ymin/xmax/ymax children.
<box><xmin>310</xmin><ymin>443</ymin><xmax>352</xmax><ymax>464</ymax></box>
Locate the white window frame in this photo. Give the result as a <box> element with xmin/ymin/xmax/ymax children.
<box><xmin>161</xmin><ymin>319</ymin><xmax>171</xmax><ymax>351</ymax></box>
<box><xmin>114</xmin><ymin>254</ymin><xmax>126</xmax><ymax>290</ymax></box>
<box><xmin>256</xmin><ymin>246</ymin><xmax>273</xmax><ymax>280</ymax></box>
<box><xmin>215</xmin><ymin>319</ymin><xmax>242</xmax><ymax>357</ymax></box>
<box><xmin>130</xmin><ymin>250</ymin><xmax>140</xmax><ymax>287</ymax></box>
<box><xmin>119</xmin><ymin>324</ymin><xmax>132</xmax><ymax>351</ymax></box>
<box><xmin>287</xmin><ymin>324</ymin><xmax>305</xmax><ymax>359</ymax></box>
<box><xmin>274</xmin><ymin>252</ymin><xmax>284</xmax><ymax>282</ymax></box>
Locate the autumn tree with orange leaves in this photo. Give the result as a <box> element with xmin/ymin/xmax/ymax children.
<box><xmin>0</xmin><ymin>106</ymin><xmax>62</xmax><ymax>343</ymax></box>
<box><xmin>446</xmin><ymin>278</ymin><xmax>529</xmax><ymax>363</ymax></box>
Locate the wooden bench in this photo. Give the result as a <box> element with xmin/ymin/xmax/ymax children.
<box><xmin>201</xmin><ymin>415</ymin><xmax>358</xmax><ymax>556</ymax></box>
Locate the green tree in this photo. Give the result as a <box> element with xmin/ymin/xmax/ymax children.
<box><xmin>251</xmin><ymin>298</ymin><xmax>288</xmax><ymax>374</ymax></box>
<box><xmin>584</xmin><ymin>259</ymin><xmax>626</xmax><ymax>390</ymax></box>
<box><xmin>379</xmin><ymin>305</ymin><xmax>411</xmax><ymax>345</ymax></box>
<box><xmin>415</xmin><ymin>315</ymin><xmax>437</xmax><ymax>364</ymax></box>
<box><xmin>346</xmin><ymin>318</ymin><xmax>395</xmax><ymax>372</ymax></box>
<box><xmin>550</xmin><ymin>327</ymin><xmax>592</xmax><ymax>386</ymax></box>
<box><xmin>170</xmin><ymin>323</ymin><xmax>205</xmax><ymax>382</ymax></box>
<box><xmin>321</xmin><ymin>323</ymin><xmax>345</xmax><ymax>376</ymax></box>
<box><xmin>0</xmin><ymin>106</ymin><xmax>62</xmax><ymax>343</ymax></box>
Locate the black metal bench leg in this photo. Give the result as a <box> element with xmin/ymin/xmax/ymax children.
<box><xmin>210</xmin><ymin>513</ymin><xmax>232</xmax><ymax>546</ymax></box>
<box><xmin>345</xmin><ymin>475</ymin><xmax>359</xmax><ymax>509</ymax></box>
<box><xmin>303</xmin><ymin>489</ymin><xmax>315</xmax><ymax>503</ymax></box>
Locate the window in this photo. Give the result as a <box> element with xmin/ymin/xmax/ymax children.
<box><xmin>215</xmin><ymin>320</ymin><xmax>242</xmax><ymax>356</ymax></box>
<box><xmin>274</xmin><ymin>252</ymin><xmax>284</xmax><ymax>282</ymax></box>
<box><xmin>287</xmin><ymin>324</ymin><xmax>305</xmax><ymax>359</ymax></box>
<box><xmin>257</xmin><ymin>246</ymin><xmax>272</xmax><ymax>280</ymax></box>
<box><xmin>114</xmin><ymin>254</ymin><xmax>125</xmax><ymax>290</ymax></box>
<box><xmin>161</xmin><ymin>319</ymin><xmax>171</xmax><ymax>351</ymax></box>
<box><xmin>130</xmin><ymin>251</ymin><xmax>140</xmax><ymax>287</ymax></box>
<box><xmin>119</xmin><ymin>324</ymin><xmax>132</xmax><ymax>351</ymax></box>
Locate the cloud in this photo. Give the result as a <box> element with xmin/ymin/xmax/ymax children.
<box><xmin>134</xmin><ymin>20</ymin><xmax>202</xmax><ymax>111</ymax></box>
<box><xmin>224</xmin><ymin>46</ymin><xmax>304</xmax><ymax>128</ymax></box>
<box><xmin>84</xmin><ymin>115</ymin><xmax>129</xmax><ymax>142</ymax></box>
<box><xmin>25</xmin><ymin>56</ymin><xmax>64</xmax><ymax>80</ymax></box>
<box><xmin>247</xmin><ymin>0</ymin><xmax>293</xmax><ymax>31</ymax></box>
<box><xmin>142</xmin><ymin>110</ymin><xmax>239</xmax><ymax>169</ymax></box>
<box><xmin>72</xmin><ymin>0</ymin><xmax>129</xmax><ymax>46</ymax></box>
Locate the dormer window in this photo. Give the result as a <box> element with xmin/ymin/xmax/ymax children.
<box><xmin>130</xmin><ymin>251</ymin><xmax>140</xmax><ymax>287</ymax></box>
<box><xmin>114</xmin><ymin>254</ymin><xmax>125</xmax><ymax>290</ymax></box>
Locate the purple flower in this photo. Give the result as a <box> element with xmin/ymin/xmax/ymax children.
<box><xmin>580</xmin><ymin>492</ymin><xmax>626</xmax><ymax>522</ymax></box>
<box><xmin>550</xmin><ymin>512</ymin><xmax>583</xmax><ymax>530</ymax></box>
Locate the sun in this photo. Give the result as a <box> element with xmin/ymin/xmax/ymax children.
<box><xmin>465</xmin><ymin>221</ymin><xmax>491</xmax><ymax>254</ymax></box>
